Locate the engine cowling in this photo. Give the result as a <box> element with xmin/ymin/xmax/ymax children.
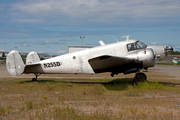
<box><xmin>137</xmin><ymin>48</ymin><xmax>155</xmax><ymax>68</ymax></box>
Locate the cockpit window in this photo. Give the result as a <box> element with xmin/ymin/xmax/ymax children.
<box><xmin>127</xmin><ymin>43</ymin><xmax>136</xmax><ymax>51</ymax></box>
<box><xmin>127</xmin><ymin>41</ymin><xmax>147</xmax><ymax>51</ymax></box>
<box><xmin>136</xmin><ymin>41</ymin><xmax>147</xmax><ymax>49</ymax></box>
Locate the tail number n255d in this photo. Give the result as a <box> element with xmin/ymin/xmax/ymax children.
<box><xmin>44</xmin><ymin>62</ymin><xmax>61</xmax><ymax>68</ymax></box>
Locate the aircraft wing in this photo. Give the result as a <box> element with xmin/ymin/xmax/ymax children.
<box><xmin>88</xmin><ymin>55</ymin><xmax>134</xmax><ymax>73</ymax></box>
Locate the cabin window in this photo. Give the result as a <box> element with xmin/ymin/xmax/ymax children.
<box><xmin>73</xmin><ymin>56</ymin><xmax>76</xmax><ymax>60</ymax></box>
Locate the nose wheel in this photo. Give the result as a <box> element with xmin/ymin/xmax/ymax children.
<box><xmin>133</xmin><ymin>72</ymin><xmax>147</xmax><ymax>85</ymax></box>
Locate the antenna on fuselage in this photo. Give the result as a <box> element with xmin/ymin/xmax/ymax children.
<box><xmin>99</xmin><ymin>40</ymin><xmax>105</xmax><ymax>46</ymax></box>
<box><xmin>122</xmin><ymin>35</ymin><xmax>130</xmax><ymax>41</ymax></box>
<box><xmin>112</xmin><ymin>36</ymin><xmax>119</xmax><ymax>42</ymax></box>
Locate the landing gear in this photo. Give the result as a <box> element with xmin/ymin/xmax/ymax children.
<box><xmin>133</xmin><ymin>72</ymin><xmax>147</xmax><ymax>85</ymax></box>
<box><xmin>111</xmin><ymin>72</ymin><xmax>118</xmax><ymax>77</ymax></box>
<box><xmin>32</xmin><ymin>73</ymin><xmax>41</xmax><ymax>81</ymax></box>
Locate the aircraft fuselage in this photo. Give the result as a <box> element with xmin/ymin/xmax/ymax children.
<box><xmin>24</xmin><ymin>40</ymin><xmax>155</xmax><ymax>75</ymax></box>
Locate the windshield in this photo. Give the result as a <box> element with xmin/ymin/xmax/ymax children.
<box><xmin>127</xmin><ymin>41</ymin><xmax>147</xmax><ymax>51</ymax></box>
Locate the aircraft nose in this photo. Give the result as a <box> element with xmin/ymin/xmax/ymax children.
<box><xmin>164</xmin><ymin>46</ymin><xmax>173</xmax><ymax>56</ymax></box>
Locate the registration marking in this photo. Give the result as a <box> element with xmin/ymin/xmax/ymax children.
<box><xmin>44</xmin><ymin>62</ymin><xmax>61</xmax><ymax>68</ymax></box>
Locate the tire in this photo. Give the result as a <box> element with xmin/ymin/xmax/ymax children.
<box><xmin>32</xmin><ymin>78</ymin><xmax>37</xmax><ymax>81</ymax></box>
<box><xmin>133</xmin><ymin>73</ymin><xmax>146</xmax><ymax>85</ymax></box>
<box><xmin>138</xmin><ymin>73</ymin><xmax>147</xmax><ymax>81</ymax></box>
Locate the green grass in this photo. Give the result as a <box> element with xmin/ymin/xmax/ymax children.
<box><xmin>0</xmin><ymin>60</ymin><xmax>6</xmax><ymax>64</ymax></box>
<box><xmin>156</xmin><ymin>63</ymin><xmax>176</xmax><ymax>65</ymax></box>
<box><xmin>130</xmin><ymin>82</ymin><xmax>165</xmax><ymax>90</ymax></box>
<box><xmin>0</xmin><ymin>105</ymin><xmax>13</xmax><ymax>115</ymax></box>
<box><xmin>0</xmin><ymin>77</ymin><xmax>180</xmax><ymax>119</ymax></box>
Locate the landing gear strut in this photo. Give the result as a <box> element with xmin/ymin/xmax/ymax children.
<box><xmin>111</xmin><ymin>72</ymin><xmax>118</xmax><ymax>77</ymax></box>
<box><xmin>32</xmin><ymin>73</ymin><xmax>41</xmax><ymax>81</ymax></box>
<box><xmin>133</xmin><ymin>72</ymin><xmax>147</xmax><ymax>85</ymax></box>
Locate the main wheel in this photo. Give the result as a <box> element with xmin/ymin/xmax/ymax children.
<box><xmin>138</xmin><ymin>73</ymin><xmax>147</xmax><ymax>81</ymax></box>
<box><xmin>133</xmin><ymin>73</ymin><xmax>147</xmax><ymax>85</ymax></box>
<box><xmin>32</xmin><ymin>78</ymin><xmax>37</xmax><ymax>81</ymax></box>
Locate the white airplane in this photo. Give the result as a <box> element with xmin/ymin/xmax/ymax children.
<box><xmin>6</xmin><ymin>36</ymin><xmax>173</xmax><ymax>84</ymax></box>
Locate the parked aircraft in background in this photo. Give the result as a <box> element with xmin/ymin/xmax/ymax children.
<box><xmin>6</xmin><ymin>36</ymin><xmax>173</xmax><ymax>84</ymax></box>
<box><xmin>172</xmin><ymin>57</ymin><xmax>180</xmax><ymax>65</ymax></box>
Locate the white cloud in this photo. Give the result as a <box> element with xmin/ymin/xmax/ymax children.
<box><xmin>16</xmin><ymin>42</ymin><xmax>31</xmax><ymax>47</ymax></box>
<box><xmin>10</xmin><ymin>0</ymin><xmax>180</xmax><ymax>26</ymax></box>
<box><xmin>174</xmin><ymin>46</ymin><xmax>180</xmax><ymax>51</ymax></box>
<box><xmin>151</xmin><ymin>42</ymin><xmax>158</xmax><ymax>45</ymax></box>
<box><xmin>0</xmin><ymin>50</ymin><xmax>5</xmax><ymax>51</ymax></box>
<box><xmin>22</xmin><ymin>44</ymin><xmax>29</xmax><ymax>47</ymax></box>
<box><xmin>175</xmin><ymin>46</ymin><xmax>180</xmax><ymax>49</ymax></box>
<box><xmin>86</xmin><ymin>42</ymin><xmax>99</xmax><ymax>46</ymax></box>
<box><xmin>37</xmin><ymin>40</ymin><xmax>63</xmax><ymax>45</ymax></box>
<box><xmin>57</xmin><ymin>50</ymin><xmax>66</xmax><ymax>54</ymax></box>
<box><xmin>17</xmin><ymin>19</ymin><xmax>44</xmax><ymax>23</ymax></box>
<box><xmin>0</xmin><ymin>41</ymin><xmax>6</xmax><ymax>44</ymax></box>
<box><xmin>59</xmin><ymin>39</ymin><xmax>76</xmax><ymax>42</ymax></box>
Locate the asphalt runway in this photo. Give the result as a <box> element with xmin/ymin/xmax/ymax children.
<box><xmin>1</xmin><ymin>64</ymin><xmax>180</xmax><ymax>78</ymax></box>
<box><xmin>149</xmin><ymin>65</ymin><xmax>180</xmax><ymax>77</ymax></box>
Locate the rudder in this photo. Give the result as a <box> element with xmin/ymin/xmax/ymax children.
<box><xmin>6</xmin><ymin>50</ymin><xmax>25</xmax><ymax>76</ymax></box>
<box><xmin>26</xmin><ymin>51</ymin><xmax>40</xmax><ymax>65</ymax></box>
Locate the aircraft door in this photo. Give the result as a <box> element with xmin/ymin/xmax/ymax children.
<box><xmin>70</xmin><ymin>53</ymin><xmax>83</xmax><ymax>74</ymax></box>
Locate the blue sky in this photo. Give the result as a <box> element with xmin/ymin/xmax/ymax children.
<box><xmin>0</xmin><ymin>0</ymin><xmax>180</xmax><ymax>55</ymax></box>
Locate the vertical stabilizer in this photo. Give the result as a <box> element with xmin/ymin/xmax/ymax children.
<box><xmin>26</xmin><ymin>51</ymin><xmax>40</xmax><ymax>65</ymax></box>
<box><xmin>6</xmin><ymin>50</ymin><xmax>25</xmax><ymax>76</ymax></box>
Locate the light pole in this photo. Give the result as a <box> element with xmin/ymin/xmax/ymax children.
<box><xmin>80</xmin><ymin>36</ymin><xmax>85</xmax><ymax>46</ymax></box>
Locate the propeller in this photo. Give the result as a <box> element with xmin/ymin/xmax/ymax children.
<box><xmin>164</xmin><ymin>46</ymin><xmax>173</xmax><ymax>56</ymax></box>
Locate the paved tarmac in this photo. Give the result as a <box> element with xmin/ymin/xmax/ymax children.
<box><xmin>149</xmin><ymin>65</ymin><xmax>180</xmax><ymax>77</ymax></box>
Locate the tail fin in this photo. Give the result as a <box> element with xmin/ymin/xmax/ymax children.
<box><xmin>26</xmin><ymin>51</ymin><xmax>40</xmax><ymax>65</ymax></box>
<box><xmin>6</xmin><ymin>50</ymin><xmax>25</xmax><ymax>76</ymax></box>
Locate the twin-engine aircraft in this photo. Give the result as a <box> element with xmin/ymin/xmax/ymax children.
<box><xmin>6</xmin><ymin>36</ymin><xmax>173</xmax><ymax>84</ymax></box>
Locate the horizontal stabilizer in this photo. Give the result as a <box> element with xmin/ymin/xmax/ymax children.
<box><xmin>24</xmin><ymin>63</ymin><xmax>41</xmax><ymax>74</ymax></box>
<box><xmin>26</xmin><ymin>51</ymin><xmax>40</xmax><ymax>65</ymax></box>
<box><xmin>6</xmin><ymin>50</ymin><xmax>25</xmax><ymax>76</ymax></box>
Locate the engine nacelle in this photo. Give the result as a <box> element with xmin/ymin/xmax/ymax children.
<box><xmin>147</xmin><ymin>45</ymin><xmax>173</xmax><ymax>60</ymax></box>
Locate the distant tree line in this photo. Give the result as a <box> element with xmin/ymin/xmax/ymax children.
<box><xmin>171</xmin><ymin>51</ymin><xmax>180</xmax><ymax>55</ymax></box>
<box><xmin>2</xmin><ymin>52</ymin><xmax>6</xmax><ymax>57</ymax></box>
